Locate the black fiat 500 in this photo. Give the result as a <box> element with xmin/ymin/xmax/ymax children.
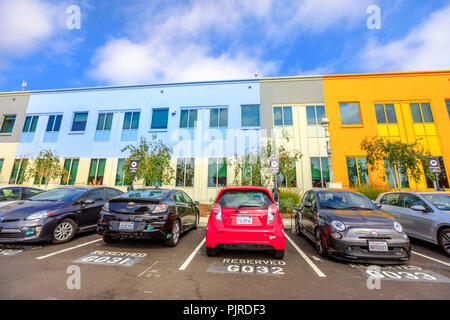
<box><xmin>97</xmin><ymin>189</ymin><xmax>200</xmax><ymax>247</ymax></box>
<box><xmin>294</xmin><ymin>189</ymin><xmax>411</xmax><ymax>263</ymax></box>
<box><xmin>0</xmin><ymin>187</ymin><xmax>123</xmax><ymax>244</ymax></box>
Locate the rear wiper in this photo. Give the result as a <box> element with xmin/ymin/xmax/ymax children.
<box><xmin>236</xmin><ymin>204</ymin><xmax>261</xmax><ymax>212</ymax></box>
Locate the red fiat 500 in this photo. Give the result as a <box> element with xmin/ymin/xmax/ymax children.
<box><xmin>206</xmin><ymin>186</ymin><xmax>285</xmax><ymax>259</ymax></box>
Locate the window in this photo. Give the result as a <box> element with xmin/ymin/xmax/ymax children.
<box><xmin>61</xmin><ymin>159</ymin><xmax>79</xmax><ymax>185</ymax></box>
<box><xmin>210</xmin><ymin>108</ymin><xmax>228</xmax><ymax>128</ymax></box>
<box><xmin>151</xmin><ymin>109</ymin><xmax>169</xmax><ymax>129</ymax></box>
<box><xmin>339</xmin><ymin>102</ymin><xmax>361</xmax><ymax>125</ymax></box>
<box><xmin>273</xmin><ymin>106</ymin><xmax>293</xmax><ymax>126</ymax></box>
<box><xmin>9</xmin><ymin>159</ymin><xmax>28</xmax><ymax>185</ymax></box>
<box><xmin>24</xmin><ymin>188</ymin><xmax>43</xmax><ymax>198</ymax></box>
<box><xmin>88</xmin><ymin>159</ymin><xmax>106</xmax><ymax>185</ymax></box>
<box><xmin>241</xmin><ymin>105</ymin><xmax>260</xmax><ymax>127</ymax></box>
<box><xmin>410</xmin><ymin>102</ymin><xmax>434</xmax><ymax>123</ymax></box>
<box><xmin>20</xmin><ymin>116</ymin><xmax>38</xmax><ymax>143</ymax></box>
<box><xmin>121</xmin><ymin>112</ymin><xmax>140</xmax><ymax>141</ymax></box>
<box><xmin>277</xmin><ymin>158</ymin><xmax>297</xmax><ymax>188</ymax></box>
<box><xmin>0</xmin><ymin>159</ymin><xmax>3</xmax><ymax>174</ymax></box>
<box><xmin>400</xmin><ymin>193</ymin><xmax>430</xmax><ymax>210</ymax></box>
<box><xmin>310</xmin><ymin>157</ymin><xmax>330</xmax><ymax>188</ymax></box>
<box><xmin>446</xmin><ymin>100</ymin><xmax>450</xmax><ymax>118</ymax></box>
<box><xmin>180</xmin><ymin>109</ymin><xmax>198</xmax><ymax>128</ymax></box>
<box><xmin>306</xmin><ymin>105</ymin><xmax>326</xmax><ymax>125</ymax></box>
<box><xmin>71</xmin><ymin>112</ymin><xmax>88</xmax><ymax>132</ymax></box>
<box><xmin>384</xmin><ymin>160</ymin><xmax>409</xmax><ymax>189</ymax></box>
<box><xmin>181</xmin><ymin>191</ymin><xmax>193</xmax><ymax>204</ymax></box>
<box><xmin>0</xmin><ymin>187</ymin><xmax>21</xmax><ymax>201</ymax></box>
<box><xmin>105</xmin><ymin>188</ymin><xmax>122</xmax><ymax>199</ymax></box>
<box><xmin>0</xmin><ymin>115</ymin><xmax>16</xmax><ymax>133</ymax></box>
<box><xmin>208</xmin><ymin>158</ymin><xmax>227</xmax><ymax>187</ymax></box>
<box><xmin>80</xmin><ymin>189</ymin><xmax>105</xmax><ymax>202</ymax></box>
<box><xmin>380</xmin><ymin>193</ymin><xmax>400</xmax><ymax>206</ymax></box>
<box><xmin>176</xmin><ymin>158</ymin><xmax>195</xmax><ymax>187</ymax></box>
<box><xmin>346</xmin><ymin>157</ymin><xmax>369</xmax><ymax>187</ymax></box>
<box><xmin>115</xmin><ymin>158</ymin><xmax>132</xmax><ymax>186</ymax></box>
<box><xmin>95</xmin><ymin>113</ymin><xmax>113</xmax><ymax>142</ymax></box>
<box><xmin>242</xmin><ymin>163</ymin><xmax>262</xmax><ymax>186</ymax></box>
<box><xmin>374</xmin><ymin>104</ymin><xmax>397</xmax><ymax>124</ymax></box>
<box><xmin>425</xmin><ymin>156</ymin><xmax>449</xmax><ymax>189</ymax></box>
<box><xmin>44</xmin><ymin>115</ymin><xmax>62</xmax><ymax>143</ymax></box>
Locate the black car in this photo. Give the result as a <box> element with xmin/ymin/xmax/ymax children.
<box><xmin>0</xmin><ymin>187</ymin><xmax>123</xmax><ymax>244</ymax></box>
<box><xmin>0</xmin><ymin>185</ymin><xmax>44</xmax><ymax>208</ymax></box>
<box><xmin>294</xmin><ymin>189</ymin><xmax>411</xmax><ymax>263</ymax></box>
<box><xmin>97</xmin><ymin>189</ymin><xmax>200</xmax><ymax>247</ymax></box>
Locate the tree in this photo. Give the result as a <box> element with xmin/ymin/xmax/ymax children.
<box><xmin>25</xmin><ymin>149</ymin><xmax>62</xmax><ymax>187</ymax></box>
<box><xmin>121</xmin><ymin>135</ymin><xmax>175</xmax><ymax>187</ymax></box>
<box><xmin>360</xmin><ymin>136</ymin><xmax>431</xmax><ymax>190</ymax></box>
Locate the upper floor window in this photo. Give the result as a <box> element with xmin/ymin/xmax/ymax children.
<box><xmin>306</xmin><ymin>105</ymin><xmax>325</xmax><ymax>125</ymax></box>
<box><xmin>71</xmin><ymin>112</ymin><xmax>88</xmax><ymax>132</ymax></box>
<box><xmin>180</xmin><ymin>109</ymin><xmax>198</xmax><ymax>128</ymax></box>
<box><xmin>0</xmin><ymin>115</ymin><xmax>16</xmax><ymax>134</ymax></box>
<box><xmin>410</xmin><ymin>102</ymin><xmax>434</xmax><ymax>123</ymax></box>
<box><xmin>210</xmin><ymin>108</ymin><xmax>228</xmax><ymax>128</ymax></box>
<box><xmin>121</xmin><ymin>111</ymin><xmax>140</xmax><ymax>141</ymax></box>
<box><xmin>375</xmin><ymin>104</ymin><xmax>397</xmax><ymax>124</ymax></box>
<box><xmin>95</xmin><ymin>113</ymin><xmax>113</xmax><ymax>142</ymax></box>
<box><xmin>273</xmin><ymin>106</ymin><xmax>293</xmax><ymax>126</ymax></box>
<box><xmin>21</xmin><ymin>115</ymin><xmax>39</xmax><ymax>143</ymax></box>
<box><xmin>339</xmin><ymin>102</ymin><xmax>361</xmax><ymax>125</ymax></box>
<box><xmin>241</xmin><ymin>105</ymin><xmax>260</xmax><ymax>127</ymax></box>
<box><xmin>151</xmin><ymin>108</ymin><xmax>169</xmax><ymax>129</ymax></box>
<box><xmin>44</xmin><ymin>115</ymin><xmax>62</xmax><ymax>143</ymax></box>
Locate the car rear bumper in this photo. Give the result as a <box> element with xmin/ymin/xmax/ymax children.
<box><xmin>97</xmin><ymin>222</ymin><xmax>168</xmax><ymax>240</ymax></box>
<box><xmin>206</xmin><ymin>224</ymin><xmax>285</xmax><ymax>251</ymax></box>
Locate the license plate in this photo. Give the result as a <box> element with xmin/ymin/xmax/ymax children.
<box><xmin>236</xmin><ymin>216</ymin><xmax>252</xmax><ymax>225</ymax></box>
<box><xmin>368</xmin><ymin>241</ymin><xmax>388</xmax><ymax>252</ymax></box>
<box><xmin>119</xmin><ymin>222</ymin><xmax>135</xmax><ymax>230</ymax></box>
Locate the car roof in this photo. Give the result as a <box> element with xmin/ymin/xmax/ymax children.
<box><xmin>309</xmin><ymin>188</ymin><xmax>356</xmax><ymax>193</ymax></box>
<box><xmin>0</xmin><ymin>185</ymin><xmax>44</xmax><ymax>190</ymax></box>
<box><xmin>219</xmin><ymin>186</ymin><xmax>271</xmax><ymax>192</ymax></box>
<box><xmin>380</xmin><ymin>191</ymin><xmax>449</xmax><ymax>195</ymax></box>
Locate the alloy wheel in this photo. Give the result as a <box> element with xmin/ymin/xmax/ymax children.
<box><xmin>172</xmin><ymin>221</ymin><xmax>180</xmax><ymax>244</ymax></box>
<box><xmin>54</xmin><ymin>222</ymin><xmax>74</xmax><ymax>241</ymax></box>
<box><xmin>442</xmin><ymin>232</ymin><xmax>450</xmax><ymax>254</ymax></box>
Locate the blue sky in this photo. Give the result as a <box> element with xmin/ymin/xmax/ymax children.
<box><xmin>0</xmin><ymin>0</ymin><xmax>449</xmax><ymax>92</ymax></box>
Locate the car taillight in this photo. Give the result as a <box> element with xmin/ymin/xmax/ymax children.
<box><xmin>267</xmin><ymin>204</ymin><xmax>277</xmax><ymax>224</ymax></box>
<box><xmin>212</xmin><ymin>203</ymin><xmax>222</xmax><ymax>222</ymax></box>
<box><xmin>152</xmin><ymin>203</ymin><xmax>169</xmax><ymax>213</ymax></box>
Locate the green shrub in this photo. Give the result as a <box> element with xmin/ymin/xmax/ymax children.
<box><xmin>278</xmin><ymin>189</ymin><xmax>302</xmax><ymax>213</ymax></box>
<box><xmin>280</xmin><ymin>198</ymin><xmax>295</xmax><ymax>214</ymax></box>
<box><xmin>355</xmin><ymin>185</ymin><xmax>390</xmax><ymax>200</ymax></box>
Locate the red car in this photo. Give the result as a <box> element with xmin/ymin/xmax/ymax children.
<box><xmin>206</xmin><ymin>186</ymin><xmax>285</xmax><ymax>259</ymax></box>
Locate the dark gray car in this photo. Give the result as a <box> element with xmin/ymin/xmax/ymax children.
<box><xmin>376</xmin><ymin>191</ymin><xmax>450</xmax><ymax>256</ymax></box>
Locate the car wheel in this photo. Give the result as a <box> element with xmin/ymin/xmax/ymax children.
<box><xmin>295</xmin><ymin>216</ymin><xmax>301</xmax><ymax>236</ymax></box>
<box><xmin>52</xmin><ymin>219</ymin><xmax>77</xmax><ymax>244</ymax></box>
<box><xmin>438</xmin><ymin>228</ymin><xmax>450</xmax><ymax>256</ymax></box>
<box><xmin>274</xmin><ymin>249</ymin><xmax>284</xmax><ymax>259</ymax></box>
<box><xmin>164</xmin><ymin>219</ymin><xmax>181</xmax><ymax>247</ymax></box>
<box><xmin>206</xmin><ymin>247</ymin><xmax>218</xmax><ymax>257</ymax></box>
<box><xmin>103</xmin><ymin>234</ymin><xmax>119</xmax><ymax>244</ymax></box>
<box><xmin>315</xmin><ymin>228</ymin><xmax>328</xmax><ymax>257</ymax></box>
<box><xmin>193</xmin><ymin>213</ymin><xmax>199</xmax><ymax>230</ymax></box>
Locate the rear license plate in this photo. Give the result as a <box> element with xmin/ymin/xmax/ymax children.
<box><xmin>368</xmin><ymin>241</ymin><xmax>388</xmax><ymax>252</ymax></box>
<box><xmin>236</xmin><ymin>216</ymin><xmax>252</xmax><ymax>225</ymax></box>
<box><xmin>119</xmin><ymin>222</ymin><xmax>135</xmax><ymax>230</ymax></box>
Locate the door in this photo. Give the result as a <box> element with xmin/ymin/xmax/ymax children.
<box><xmin>379</xmin><ymin>193</ymin><xmax>402</xmax><ymax>219</ymax></box>
<box><xmin>398</xmin><ymin>193</ymin><xmax>435</xmax><ymax>241</ymax></box>
<box><xmin>181</xmin><ymin>191</ymin><xmax>196</xmax><ymax>227</ymax></box>
<box><xmin>77</xmin><ymin>189</ymin><xmax>106</xmax><ymax>228</ymax></box>
<box><xmin>302</xmin><ymin>191</ymin><xmax>316</xmax><ymax>236</ymax></box>
<box><xmin>172</xmin><ymin>192</ymin><xmax>190</xmax><ymax>230</ymax></box>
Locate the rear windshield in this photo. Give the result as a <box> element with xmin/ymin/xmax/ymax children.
<box><xmin>218</xmin><ymin>190</ymin><xmax>273</xmax><ymax>209</ymax></box>
<box><xmin>121</xmin><ymin>190</ymin><xmax>170</xmax><ymax>199</ymax></box>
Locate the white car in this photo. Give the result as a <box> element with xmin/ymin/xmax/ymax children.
<box><xmin>0</xmin><ymin>185</ymin><xmax>44</xmax><ymax>208</ymax></box>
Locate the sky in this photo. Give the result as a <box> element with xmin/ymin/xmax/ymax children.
<box><xmin>0</xmin><ymin>0</ymin><xmax>449</xmax><ymax>92</ymax></box>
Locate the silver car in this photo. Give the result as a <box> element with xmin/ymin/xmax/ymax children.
<box><xmin>0</xmin><ymin>185</ymin><xmax>44</xmax><ymax>208</ymax></box>
<box><xmin>375</xmin><ymin>191</ymin><xmax>450</xmax><ymax>256</ymax></box>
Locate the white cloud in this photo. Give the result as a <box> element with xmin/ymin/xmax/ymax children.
<box><xmin>360</xmin><ymin>4</ymin><xmax>450</xmax><ymax>72</ymax></box>
<box><xmin>89</xmin><ymin>0</ymin><xmax>368</xmax><ymax>85</ymax></box>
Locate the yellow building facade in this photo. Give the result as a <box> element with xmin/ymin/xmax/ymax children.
<box><xmin>323</xmin><ymin>70</ymin><xmax>450</xmax><ymax>191</ymax></box>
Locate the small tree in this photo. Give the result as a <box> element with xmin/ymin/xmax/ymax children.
<box><xmin>25</xmin><ymin>149</ymin><xmax>62</xmax><ymax>187</ymax></box>
<box><xmin>360</xmin><ymin>136</ymin><xmax>430</xmax><ymax>190</ymax></box>
<box><xmin>121</xmin><ymin>135</ymin><xmax>175</xmax><ymax>187</ymax></box>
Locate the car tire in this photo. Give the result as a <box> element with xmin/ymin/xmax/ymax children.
<box><xmin>164</xmin><ymin>219</ymin><xmax>181</xmax><ymax>247</ymax></box>
<box><xmin>295</xmin><ymin>216</ymin><xmax>301</xmax><ymax>236</ymax></box>
<box><xmin>103</xmin><ymin>234</ymin><xmax>119</xmax><ymax>244</ymax></box>
<box><xmin>315</xmin><ymin>228</ymin><xmax>328</xmax><ymax>257</ymax></box>
<box><xmin>193</xmin><ymin>213</ymin><xmax>199</xmax><ymax>230</ymax></box>
<box><xmin>274</xmin><ymin>249</ymin><xmax>284</xmax><ymax>259</ymax></box>
<box><xmin>52</xmin><ymin>219</ymin><xmax>77</xmax><ymax>244</ymax></box>
<box><xmin>206</xmin><ymin>247</ymin><xmax>218</xmax><ymax>257</ymax></box>
<box><xmin>438</xmin><ymin>228</ymin><xmax>450</xmax><ymax>257</ymax></box>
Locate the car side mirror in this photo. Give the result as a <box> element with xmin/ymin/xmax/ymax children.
<box><xmin>193</xmin><ymin>201</ymin><xmax>199</xmax><ymax>206</ymax></box>
<box><xmin>411</xmin><ymin>205</ymin><xmax>427</xmax><ymax>212</ymax></box>
<box><xmin>83</xmin><ymin>199</ymin><xmax>96</xmax><ymax>206</ymax></box>
<box><xmin>304</xmin><ymin>202</ymin><xmax>312</xmax><ymax>208</ymax></box>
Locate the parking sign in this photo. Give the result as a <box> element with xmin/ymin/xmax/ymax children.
<box><xmin>269</xmin><ymin>158</ymin><xmax>279</xmax><ymax>174</ymax></box>
<box><xmin>427</xmin><ymin>157</ymin><xmax>441</xmax><ymax>174</ymax></box>
<box><xmin>129</xmin><ymin>159</ymin><xmax>139</xmax><ymax>174</ymax></box>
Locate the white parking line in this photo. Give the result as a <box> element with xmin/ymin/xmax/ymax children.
<box><xmin>137</xmin><ymin>261</ymin><xmax>159</xmax><ymax>278</ymax></box>
<box><xmin>179</xmin><ymin>237</ymin><xmax>206</xmax><ymax>271</ymax></box>
<box><xmin>412</xmin><ymin>251</ymin><xmax>450</xmax><ymax>267</ymax></box>
<box><xmin>36</xmin><ymin>238</ymin><xmax>103</xmax><ymax>260</ymax></box>
<box><xmin>285</xmin><ymin>234</ymin><xmax>326</xmax><ymax>278</ymax></box>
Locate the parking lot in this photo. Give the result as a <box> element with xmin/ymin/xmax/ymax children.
<box><xmin>0</xmin><ymin>224</ymin><xmax>449</xmax><ymax>300</ymax></box>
